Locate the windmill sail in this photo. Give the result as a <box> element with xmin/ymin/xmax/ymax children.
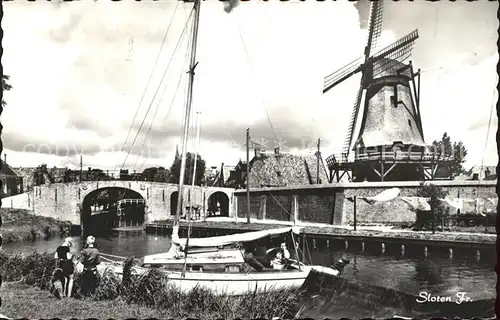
<box><xmin>365</xmin><ymin>0</ymin><xmax>384</xmax><ymax>57</ymax></box>
<box><xmin>343</xmin><ymin>87</ymin><xmax>364</xmax><ymax>156</ymax></box>
<box><xmin>323</xmin><ymin>0</ymin><xmax>387</xmax><ymax>159</ymax></box>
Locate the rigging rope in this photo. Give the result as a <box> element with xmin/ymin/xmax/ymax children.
<box><xmin>136</xmin><ymin>25</ymin><xmax>193</xmax><ymax>173</ymax></box>
<box><xmin>476</xmin><ymin>78</ymin><xmax>497</xmax><ymax>217</ymax></box>
<box><xmin>234</xmin><ymin>21</ymin><xmax>279</xmax><ymax>146</ymax></box>
<box><xmin>480</xmin><ymin>80</ymin><xmax>497</xmax><ymax>170</ymax></box>
<box><xmin>119</xmin><ymin>7</ymin><xmax>195</xmax><ymax>172</ymax></box>
<box><xmin>111</xmin><ymin>2</ymin><xmax>180</xmax><ymax>178</ymax></box>
<box><xmin>132</xmin><ymin>28</ymin><xmax>192</xmax><ymax>172</ymax></box>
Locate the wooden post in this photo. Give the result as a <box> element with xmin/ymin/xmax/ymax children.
<box><xmin>246</xmin><ymin>128</ymin><xmax>251</xmax><ymax>224</ymax></box>
<box><xmin>79</xmin><ymin>155</ymin><xmax>83</xmax><ymax>182</ymax></box>
<box><xmin>316</xmin><ymin>138</ymin><xmax>321</xmax><ymax>184</ymax></box>
<box><xmin>302</xmin><ymin>234</ymin><xmax>307</xmax><ymax>264</ymax></box>
<box><xmin>290</xmin><ymin>231</ymin><xmax>301</xmax><ymax>270</ymax></box>
<box><xmin>380</xmin><ymin>157</ymin><xmax>385</xmax><ymax>182</ymax></box>
<box><xmin>485</xmin><ymin>212</ymin><xmax>488</xmax><ymax>233</ymax></box>
<box><xmin>203</xmin><ymin>192</ymin><xmax>207</xmax><ymax>222</ymax></box>
<box><xmin>353</xmin><ymin>195</ymin><xmax>357</xmax><ymax>231</ymax></box>
<box><xmin>431</xmin><ymin>196</ymin><xmax>436</xmax><ymax>234</ymax></box>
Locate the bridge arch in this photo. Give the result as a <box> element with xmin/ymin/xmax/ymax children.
<box><xmin>206</xmin><ymin>191</ymin><xmax>230</xmax><ymax>217</ymax></box>
<box><xmin>80</xmin><ymin>186</ymin><xmax>146</xmax><ymax>236</ymax></box>
<box><xmin>170</xmin><ymin>191</ymin><xmax>179</xmax><ymax>217</ymax></box>
<box><xmin>6</xmin><ymin>181</ymin><xmax>235</xmax><ymax>226</ymax></box>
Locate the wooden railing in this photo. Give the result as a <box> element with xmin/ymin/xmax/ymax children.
<box><xmin>117</xmin><ymin>198</ymin><xmax>146</xmax><ymax>206</ymax></box>
<box><xmin>326</xmin><ymin>151</ymin><xmax>454</xmax><ymax>169</ymax></box>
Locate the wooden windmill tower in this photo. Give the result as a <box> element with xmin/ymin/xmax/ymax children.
<box><xmin>323</xmin><ymin>0</ymin><xmax>451</xmax><ymax>182</ymax></box>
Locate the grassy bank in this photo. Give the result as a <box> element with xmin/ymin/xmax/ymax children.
<box><xmin>1</xmin><ymin>282</ymin><xmax>166</xmax><ymax>319</ymax></box>
<box><xmin>0</xmin><ymin>208</ymin><xmax>72</xmax><ymax>244</ymax></box>
<box><xmin>0</xmin><ymin>251</ymin><xmax>302</xmax><ymax>319</ymax></box>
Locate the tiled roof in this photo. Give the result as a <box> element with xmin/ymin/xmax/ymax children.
<box><xmin>0</xmin><ymin>160</ymin><xmax>19</xmax><ymax>178</ymax></box>
<box><xmin>247</xmin><ymin>152</ymin><xmax>328</xmax><ymax>188</ymax></box>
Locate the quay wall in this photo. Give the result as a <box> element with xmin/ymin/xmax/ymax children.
<box><xmin>234</xmin><ymin>180</ymin><xmax>497</xmax><ymax>226</ymax></box>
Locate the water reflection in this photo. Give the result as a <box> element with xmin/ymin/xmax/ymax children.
<box><xmin>3</xmin><ymin>230</ymin><xmax>495</xmax><ymax>301</ymax></box>
<box><xmin>413</xmin><ymin>260</ymin><xmax>444</xmax><ymax>286</ymax></box>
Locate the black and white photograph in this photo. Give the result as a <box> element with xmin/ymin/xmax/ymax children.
<box><xmin>0</xmin><ymin>0</ymin><xmax>498</xmax><ymax>318</ymax></box>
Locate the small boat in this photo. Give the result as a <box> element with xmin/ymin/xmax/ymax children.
<box><xmin>100</xmin><ymin>226</ymin><xmax>349</xmax><ymax>295</ymax></box>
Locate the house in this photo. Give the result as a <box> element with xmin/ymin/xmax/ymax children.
<box><xmin>467</xmin><ymin>165</ymin><xmax>496</xmax><ymax>181</ymax></box>
<box><xmin>203</xmin><ymin>164</ymin><xmax>236</xmax><ymax>187</ymax></box>
<box><xmin>14</xmin><ymin>164</ymin><xmax>70</xmax><ymax>190</ymax></box>
<box><xmin>227</xmin><ymin>148</ymin><xmax>329</xmax><ymax>189</ymax></box>
<box><xmin>0</xmin><ymin>157</ymin><xmax>22</xmax><ymax>197</ymax></box>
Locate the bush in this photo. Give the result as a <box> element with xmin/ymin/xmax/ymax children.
<box><xmin>0</xmin><ymin>251</ymin><xmax>303</xmax><ymax>319</ymax></box>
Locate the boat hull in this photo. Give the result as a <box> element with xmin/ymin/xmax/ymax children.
<box><xmin>99</xmin><ymin>263</ymin><xmax>311</xmax><ymax>296</ymax></box>
<box><xmin>162</xmin><ymin>269</ymin><xmax>311</xmax><ymax>295</ymax></box>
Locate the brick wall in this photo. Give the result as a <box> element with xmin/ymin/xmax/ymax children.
<box><xmin>265</xmin><ymin>193</ymin><xmax>293</xmax><ymax>222</ymax></box>
<box><xmin>297</xmin><ymin>189</ymin><xmax>335</xmax><ymax>224</ymax></box>
<box><xmin>234</xmin><ymin>181</ymin><xmax>497</xmax><ymax>226</ymax></box>
<box><xmin>236</xmin><ymin>195</ymin><xmax>261</xmax><ymax>219</ymax></box>
<box><xmin>342</xmin><ymin>186</ymin><xmax>418</xmax><ymax>224</ymax></box>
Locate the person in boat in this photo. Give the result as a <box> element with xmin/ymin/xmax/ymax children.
<box><xmin>53</xmin><ymin>237</ymin><xmax>75</xmax><ymax>298</ymax></box>
<box><xmin>270</xmin><ymin>242</ymin><xmax>290</xmax><ymax>268</ymax></box>
<box><xmin>79</xmin><ymin>235</ymin><xmax>101</xmax><ymax>295</ymax></box>
<box><xmin>254</xmin><ymin>239</ymin><xmax>270</xmax><ymax>268</ymax></box>
<box><xmin>241</xmin><ymin>242</ymin><xmax>265</xmax><ymax>272</ymax></box>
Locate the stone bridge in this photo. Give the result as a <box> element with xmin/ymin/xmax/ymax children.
<box><xmin>3</xmin><ymin>181</ymin><xmax>235</xmax><ymax>226</ymax></box>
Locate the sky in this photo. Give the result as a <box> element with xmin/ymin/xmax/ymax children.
<box><xmin>2</xmin><ymin>0</ymin><xmax>498</xmax><ymax>174</ymax></box>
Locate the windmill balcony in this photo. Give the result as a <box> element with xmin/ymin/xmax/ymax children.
<box><xmin>354</xmin><ymin>149</ymin><xmax>453</xmax><ymax>162</ymax></box>
<box><xmin>325</xmin><ymin>148</ymin><xmax>453</xmax><ymax>172</ymax></box>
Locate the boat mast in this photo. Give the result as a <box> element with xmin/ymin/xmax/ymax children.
<box><xmin>174</xmin><ymin>0</ymin><xmax>201</xmax><ymax>231</ymax></box>
<box><xmin>189</xmin><ymin>111</ymin><xmax>201</xmax><ymax>215</ymax></box>
<box><xmin>181</xmin><ymin>111</ymin><xmax>201</xmax><ymax>275</ymax></box>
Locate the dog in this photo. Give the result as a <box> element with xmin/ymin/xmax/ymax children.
<box><xmin>50</xmin><ymin>268</ymin><xmax>66</xmax><ymax>300</ymax></box>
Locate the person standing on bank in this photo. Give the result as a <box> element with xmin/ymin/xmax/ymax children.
<box><xmin>79</xmin><ymin>235</ymin><xmax>101</xmax><ymax>295</ymax></box>
<box><xmin>54</xmin><ymin>237</ymin><xmax>75</xmax><ymax>298</ymax></box>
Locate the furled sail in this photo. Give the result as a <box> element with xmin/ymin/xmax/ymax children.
<box><xmin>172</xmin><ymin>226</ymin><xmax>304</xmax><ymax>248</ymax></box>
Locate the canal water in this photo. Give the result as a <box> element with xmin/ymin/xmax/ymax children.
<box><xmin>3</xmin><ymin>230</ymin><xmax>496</xmax><ymax>318</ymax></box>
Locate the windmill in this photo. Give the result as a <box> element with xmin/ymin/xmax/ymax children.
<box><xmin>323</xmin><ymin>0</ymin><xmax>446</xmax><ymax>182</ymax></box>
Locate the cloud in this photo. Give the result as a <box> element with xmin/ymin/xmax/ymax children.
<box><xmin>2</xmin><ymin>0</ymin><xmax>498</xmax><ymax>173</ymax></box>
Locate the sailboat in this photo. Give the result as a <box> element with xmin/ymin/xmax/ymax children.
<box><xmin>99</xmin><ymin>0</ymin><xmax>349</xmax><ymax>295</ymax></box>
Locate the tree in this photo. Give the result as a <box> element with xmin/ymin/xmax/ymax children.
<box><xmin>86</xmin><ymin>168</ymin><xmax>113</xmax><ymax>181</ymax></box>
<box><xmin>142</xmin><ymin>167</ymin><xmax>158</xmax><ymax>181</ymax></box>
<box><xmin>414</xmin><ymin>183</ymin><xmax>449</xmax><ymax>231</ymax></box>
<box><xmin>142</xmin><ymin>166</ymin><xmax>170</xmax><ymax>182</ymax></box>
<box><xmin>431</xmin><ymin>132</ymin><xmax>468</xmax><ymax>178</ymax></box>
<box><xmin>63</xmin><ymin>169</ymin><xmax>73</xmax><ymax>183</ymax></box>
<box><xmin>2</xmin><ymin>75</ymin><xmax>12</xmax><ymax>107</ymax></box>
<box><xmin>154</xmin><ymin>167</ymin><xmax>170</xmax><ymax>182</ymax></box>
<box><xmin>169</xmin><ymin>153</ymin><xmax>206</xmax><ymax>186</ymax></box>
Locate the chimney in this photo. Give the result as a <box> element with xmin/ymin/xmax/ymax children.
<box><xmin>254</xmin><ymin>147</ymin><xmax>260</xmax><ymax>157</ymax></box>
